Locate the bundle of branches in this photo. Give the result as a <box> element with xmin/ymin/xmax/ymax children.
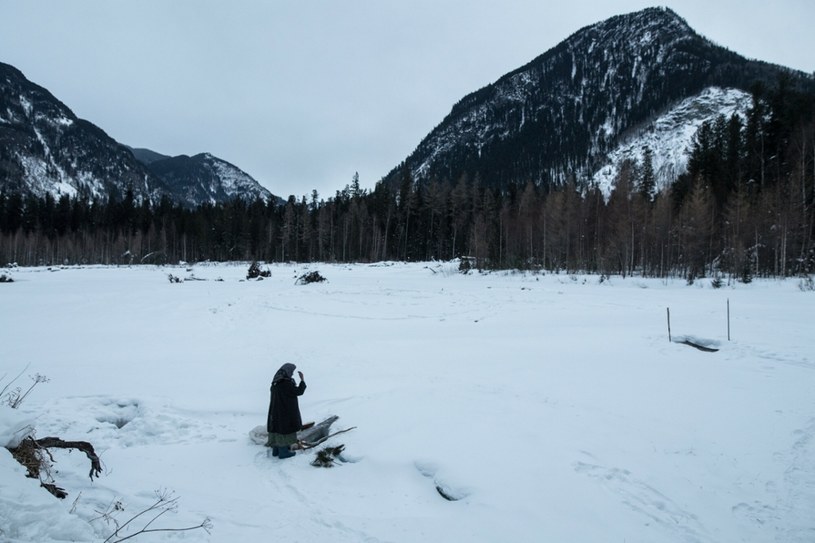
<box><xmin>311</xmin><ymin>445</ymin><xmax>346</xmax><ymax>468</ymax></box>
<box><xmin>8</xmin><ymin>436</ymin><xmax>102</xmax><ymax>498</ymax></box>
<box><xmin>295</xmin><ymin>271</ymin><xmax>326</xmax><ymax>285</ymax></box>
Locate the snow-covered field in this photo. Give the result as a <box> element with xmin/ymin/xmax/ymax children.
<box><xmin>1</xmin><ymin>262</ymin><xmax>813</xmax><ymax>543</ymax></box>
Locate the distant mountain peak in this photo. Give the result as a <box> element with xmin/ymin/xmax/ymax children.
<box><xmin>570</xmin><ymin>6</ymin><xmax>692</xmax><ymax>42</ymax></box>
<box><xmin>143</xmin><ymin>151</ymin><xmax>272</xmax><ymax>205</ymax></box>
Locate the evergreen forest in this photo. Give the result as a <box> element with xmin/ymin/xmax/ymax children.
<box><xmin>1</xmin><ymin>82</ymin><xmax>813</xmax><ymax>281</ymax></box>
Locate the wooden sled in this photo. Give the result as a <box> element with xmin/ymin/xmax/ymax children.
<box><xmin>249</xmin><ymin>415</ymin><xmax>343</xmax><ymax>447</ymax></box>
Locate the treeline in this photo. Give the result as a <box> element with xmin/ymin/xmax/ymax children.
<box><xmin>1</xmin><ymin>83</ymin><xmax>813</xmax><ymax>279</ymax></box>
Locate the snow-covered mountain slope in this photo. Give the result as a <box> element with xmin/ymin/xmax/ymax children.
<box><xmin>385</xmin><ymin>7</ymin><xmax>813</xmax><ymax>192</ymax></box>
<box><xmin>0</xmin><ymin>62</ymin><xmax>275</xmax><ymax>206</ymax></box>
<box><xmin>0</xmin><ymin>62</ymin><xmax>166</xmax><ymax>202</ymax></box>
<box><xmin>142</xmin><ymin>152</ymin><xmax>272</xmax><ymax>205</ymax></box>
<box><xmin>591</xmin><ymin>86</ymin><xmax>753</xmax><ymax>195</ymax></box>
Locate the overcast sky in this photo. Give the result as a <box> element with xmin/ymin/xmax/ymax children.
<box><xmin>2</xmin><ymin>1</ymin><xmax>813</xmax><ymax>199</ymax></box>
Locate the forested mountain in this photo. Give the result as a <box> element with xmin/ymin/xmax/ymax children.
<box><xmin>0</xmin><ymin>62</ymin><xmax>169</xmax><ymax>203</ymax></box>
<box><xmin>137</xmin><ymin>151</ymin><xmax>273</xmax><ymax>205</ymax></box>
<box><xmin>0</xmin><ymin>62</ymin><xmax>273</xmax><ymax>206</ymax></box>
<box><xmin>384</xmin><ymin>7</ymin><xmax>813</xmax><ymax>193</ymax></box>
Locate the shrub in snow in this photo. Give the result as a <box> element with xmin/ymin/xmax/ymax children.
<box><xmin>4</xmin><ymin>373</ymin><xmax>49</xmax><ymax>409</ymax></box>
<box><xmin>799</xmin><ymin>275</ymin><xmax>815</xmax><ymax>292</ymax></box>
<box><xmin>296</xmin><ymin>271</ymin><xmax>326</xmax><ymax>285</ymax></box>
<box><xmin>1</xmin><ymin>368</ymin><xmax>43</xmax><ymax>447</ymax></box>
<box><xmin>247</xmin><ymin>261</ymin><xmax>271</xmax><ymax>280</ymax></box>
<box><xmin>168</xmin><ymin>274</ymin><xmax>183</xmax><ymax>283</ymax></box>
<box><xmin>93</xmin><ymin>489</ymin><xmax>212</xmax><ymax>540</ymax></box>
<box><xmin>0</xmin><ymin>274</ymin><xmax>12</xmax><ymax>283</ymax></box>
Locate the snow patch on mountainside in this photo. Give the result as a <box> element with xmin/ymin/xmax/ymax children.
<box><xmin>591</xmin><ymin>87</ymin><xmax>752</xmax><ymax>195</ymax></box>
<box><xmin>204</xmin><ymin>154</ymin><xmax>270</xmax><ymax>200</ymax></box>
<box><xmin>17</xmin><ymin>155</ymin><xmax>80</xmax><ymax>199</ymax></box>
<box><xmin>18</xmin><ymin>95</ymin><xmax>33</xmax><ymax>117</ymax></box>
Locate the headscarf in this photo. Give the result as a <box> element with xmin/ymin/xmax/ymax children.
<box><xmin>273</xmin><ymin>363</ymin><xmax>296</xmax><ymax>384</ymax></box>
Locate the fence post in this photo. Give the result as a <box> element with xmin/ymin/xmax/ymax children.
<box><xmin>667</xmin><ymin>307</ymin><xmax>672</xmax><ymax>342</ymax></box>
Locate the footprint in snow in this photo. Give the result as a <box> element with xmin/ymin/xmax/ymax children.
<box><xmin>414</xmin><ymin>460</ymin><xmax>470</xmax><ymax>502</ymax></box>
<box><xmin>574</xmin><ymin>461</ymin><xmax>707</xmax><ymax>541</ymax></box>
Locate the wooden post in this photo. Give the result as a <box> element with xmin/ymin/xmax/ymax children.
<box><xmin>667</xmin><ymin>307</ymin><xmax>672</xmax><ymax>342</ymax></box>
<box><xmin>727</xmin><ymin>298</ymin><xmax>731</xmax><ymax>341</ymax></box>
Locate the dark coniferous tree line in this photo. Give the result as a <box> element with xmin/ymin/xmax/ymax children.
<box><xmin>1</xmin><ymin>84</ymin><xmax>813</xmax><ymax>279</ymax></box>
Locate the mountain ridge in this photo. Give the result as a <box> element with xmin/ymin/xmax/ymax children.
<box><xmin>0</xmin><ymin>61</ymin><xmax>167</xmax><ymax>202</ymax></box>
<box><xmin>142</xmin><ymin>152</ymin><xmax>273</xmax><ymax>206</ymax></box>
<box><xmin>0</xmin><ymin>62</ymin><xmax>275</xmax><ymax>206</ymax></box>
<box><xmin>128</xmin><ymin>147</ymin><xmax>171</xmax><ymax>165</ymax></box>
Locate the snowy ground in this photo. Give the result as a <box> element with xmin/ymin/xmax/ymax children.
<box><xmin>1</xmin><ymin>262</ymin><xmax>813</xmax><ymax>542</ymax></box>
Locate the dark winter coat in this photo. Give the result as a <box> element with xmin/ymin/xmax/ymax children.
<box><xmin>266</xmin><ymin>365</ymin><xmax>306</xmax><ymax>435</ymax></box>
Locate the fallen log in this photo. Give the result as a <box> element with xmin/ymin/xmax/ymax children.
<box><xmin>679</xmin><ymin>339</ymin><xmax>719</xmax><ymax>352</ymax></box>
<box><xmin>35</xmin><ymin>437</ymin><xmax>102</xmax><ymax>479</ymax></box>
<box><xmin>8</xmin><ymin>436</ymin><xmax>102</xmax><ymax>499</ymax></box>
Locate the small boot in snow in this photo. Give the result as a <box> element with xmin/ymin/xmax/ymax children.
<box><xmin>278</xmin><ymin>445</ymin><xmax>295</xmax><ymax>459</ymax></box>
